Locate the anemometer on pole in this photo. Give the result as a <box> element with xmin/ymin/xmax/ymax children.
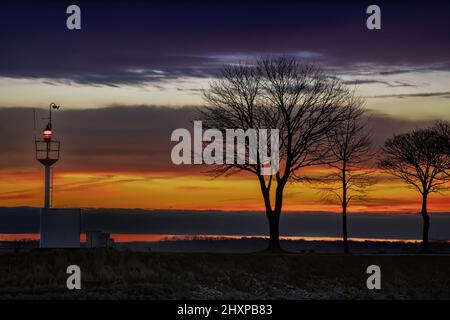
<box><xmin>35</xmin><ymin>103</ymin><xmax>61</xmax><ymax>209</ymax></box>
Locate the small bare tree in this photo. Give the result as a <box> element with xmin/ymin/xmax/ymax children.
<box><xmin>200</xmin><ymin>57</ymin><xmax>353</xmax><ymax>251</ymax></box>
<box><xmin>435</xmin><ymin>121</ymin><xmax>450</xmax><ymax>154</ymax></box>
<box><xmin>318</xmin><ymin>105</ymin><xmax>375</xmax><ymax>253</ymax></box>
<box><xmin>379</xmin><ymin>125</ymin><xmax>450</xmax><ymax>251</ymax></box>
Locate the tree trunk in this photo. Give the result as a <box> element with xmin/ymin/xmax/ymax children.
<box><xmin>267</xmin><ymin>211</ymin><xmax>281</xmax><ymax>252</ymax></box>
<box><xmin>257</xmin><ymin>171</ymin><xmax>286</xmax><ymax>253</ymax></box>
<box><xmin>261</xmin><ymin>181</ymin><xmax>285</xmax><ymax>253</ymax></box>
<box><xmin>342</xmin><ymin>167</ymin><xmax>349</xmax><ymax>254</ymax></box>
<box><xmin>342</xmin><ymin>202</ymin><xmax>349</xmax><ymax>254</ymax></box>
<box><xmin>421</xmin><ymin>193</ymin><xmax>430</xmax><ymax>252</ymax></box>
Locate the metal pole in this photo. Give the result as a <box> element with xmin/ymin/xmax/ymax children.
<box><xmin>49</xmin><ymin>103</ymin><xmax>53</xmax><ymax>127</ymax></box>
<box><xmin>44</xmin><ymin>166</ymin><xmax>51</xmax><ymax>208</ymax></box>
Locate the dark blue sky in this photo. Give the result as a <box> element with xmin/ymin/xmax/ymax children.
<box><xmin>1</xmin><ymin>1</ymin><xmax>450</xmax><ymax>86</ymax></box>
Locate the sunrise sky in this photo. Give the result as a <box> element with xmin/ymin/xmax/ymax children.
<box><xmin>1</xmin><ymin>1</ymin><xmax>450</xmax><ymax>213</ymax></box>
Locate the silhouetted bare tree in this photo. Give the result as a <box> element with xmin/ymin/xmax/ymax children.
<box><xmin>318</xmin><ymin>105</ymin><xmax>375</xmax><ymax>253</ymax></box>
<box><xmin>200</xmin><ymin>57</ymin><xmax>353</xmax><ymax>251</ymax></box>
<box><xmin>379</xmin><ymin>125</ymin><xmax>450</xmax><ymax>252</ymax></box>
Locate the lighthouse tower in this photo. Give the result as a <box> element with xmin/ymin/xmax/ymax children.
<box><xmin>35</xmin><ymin>102</ymin><xmax>60</xmax><ymax>208</ymax></box>
<box><xmin>35</xmin><ymin>103</ymin><xmax>81</xmax><ymax>248</ymax></box>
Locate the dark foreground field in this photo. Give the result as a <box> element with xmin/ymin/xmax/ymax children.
<box><xmin>0</xmin><ymin>250</ymin><xmax>449</xmax><ymax>299</ymax></box>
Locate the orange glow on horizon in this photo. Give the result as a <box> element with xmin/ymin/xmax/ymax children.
<box><xmin>0</xmin><ymin>169</ymin><xmax>449</xmax><ymax>213</ymax></box>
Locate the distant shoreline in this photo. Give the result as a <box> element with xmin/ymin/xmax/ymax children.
<box><xmin>0</xmin><ymin>233</ymin><xmax>434</xmax><ymax>242</ymax></box>
<box><xmin>2</xmin><ymin>236</ymin><xmax>450</xmax><ymax>254</ymax></box>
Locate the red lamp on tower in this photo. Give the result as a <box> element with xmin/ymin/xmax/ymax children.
<box><xmin>43</xmin><ymin>124</ymin><xmax>52</xmax><ymax>142</ymax></box>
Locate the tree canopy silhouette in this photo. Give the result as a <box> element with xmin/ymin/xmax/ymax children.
<box><xmin>379</xmin><ymin>123</ymin><xmax>450</xmax><ymax>251</ymax></box>
<box><xmin>317</xmin><ymin>105</ymin><xmax>375</xmax><ymax>253</ymax></box>
<box><xmin>200</xmin><ymin>57</ymin><xmax>356</xmax><ymax>251</ymax></box>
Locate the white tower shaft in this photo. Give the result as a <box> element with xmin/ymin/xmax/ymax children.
<box><xmin>44</xmin><ymin>166</ymin><xmax>51</xmax><ymax>208</ymax></box>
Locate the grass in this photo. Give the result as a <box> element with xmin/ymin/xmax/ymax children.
<box><xmin>0</xmin><ymin>249</ymin><xmax>449</xmax><ymax>299</ymax></box>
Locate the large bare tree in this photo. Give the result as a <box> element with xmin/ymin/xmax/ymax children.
<box><xmin>379</xmin><ymin>125</ymin><xmax>450</xmax><ymax>251</ymax></box>
<box><xmin>200</xmin><ymin>57</ymin><xmax>354</xmax><ymax>251</ymax></box>
<box><xmin>318</xmin><ymin>105</ymin><xmax>375</xmax><ymax>253</ymax></box>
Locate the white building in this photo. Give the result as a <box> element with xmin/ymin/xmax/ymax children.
<box><xmin>40</xmin><ymin>208</ymin><xmax>81</xmax><ymax>248</ymax></box>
